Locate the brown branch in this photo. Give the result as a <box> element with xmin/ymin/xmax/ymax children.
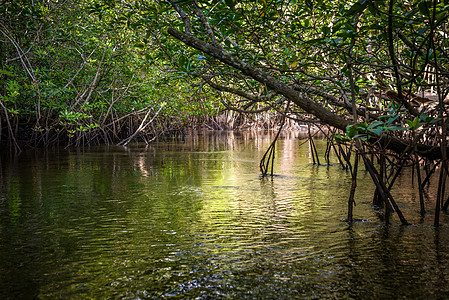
<box><xmin>220</xmin><ymin>100</ymin><xmax>271</xmax><ymax>114</ymax></box>
<box><xmin>168</xmin><ymin>27</ymin><xmax>350</xmax><ymax>130</ymax></box>
<box><xmin>192</xmin><ymin>0</ymin><xmax>221</xmax><ymax>48</ymax></box>
<box><xmin>167</xmin><ymin>26</ymin><xmax>448</xmax><ymax>160</ymax></box>
<box><xmin>0</xmin><ymin>100</ymin><xmax>21</xmax><ymax>152</ymax></box>
<box><xmin>387</xmin><ymin>0</ymin><xmax>420</xmax><ymax>117</ymax></box>
<box><xmin>117</xmin><ymin>103</ymin><xmax>165</xmax><ymax>146</ymax></box>
<box><xmin>167</xmin><ymin>0</ymin><xmax>192</xmax><ymax>34</ymax></box>
<box><xmin>291</xmin><ymin>83</ymin><xmax>379</xmax><ymax>119</ymax></box>
<box><xmin>203</xmin><ymin>76</ymin><xmax>276</xmax><ymax>103</ymax></box>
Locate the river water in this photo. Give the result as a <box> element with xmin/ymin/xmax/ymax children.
<box><xmin>1</xmin><ymin>131</ymin><xmax>449</xmax><ymax>299</ymax></box>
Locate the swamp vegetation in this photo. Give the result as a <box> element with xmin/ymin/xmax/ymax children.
<box><xmin>2</xmin><ymin>1</ymin><xmax>449</xmax><ymax>297</ymax></box>
<box><xmin>1</xmin><ymin>0</ymin><xmax>449</xmax><ymax>226</ymax></box>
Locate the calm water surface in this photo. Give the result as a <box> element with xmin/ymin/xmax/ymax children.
<box><xmin>1</xmin><ymin>131</ymin><xmax>449</xmax><ymax>299</ymax></box>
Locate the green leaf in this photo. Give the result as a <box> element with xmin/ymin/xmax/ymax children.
<box><xmin>412</xmin><ymin>116</ymin><xmax>419</xmax><ymax>128</ymax></box>
<box><xmin>0</xmin><ymin>69</ymin><xmax>14</xmax><ymax>76</ymax></box>
<box><xmin>368</xmin><ymin>120</ymin><xmax>384</xmax><ymax>128</ymax></box>
<box><xmin>386</xmin><ymin>114</ymin><xmax>399</xmax><ymax>125</ymax></box>
<box><xmin>346</xmin><ymin>0</ymin><xmax>368</xmax><ymax>16</ymax></box>
<box><xmin>334</xmin><ymin>133</ymin><xmax>349</xmax><ymax>143</ymax></box>
<box><xmin>346</xmin><ymin>122</ymin><xmax>368</xmax><ymax>138</ymax></box>
<box><xmin>406</xmin><ymin>116</ymin><xmax>420</xmax><ymax>131</ymax></box>
<box><xmin>353</xmin><ymin>134</ymin><xmax>368</xmax><ymax>141</ymax></box>
<box><xmin>419</xmin><ymin>113</ymin><xmax>430</xmax><ymax>122</ymax></box>
<box><xmin>386</xmin><ymin>126</ymin><xmax>406</xmax><ymax>131</ymax></box>
<box><xmin>430</xmin><ymin>117</ymin><xmax>442</xmax><ymax>124</ymax></box>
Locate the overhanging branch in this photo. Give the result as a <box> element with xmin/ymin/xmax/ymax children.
<box><xmin>167</xmin><ymin>27</ymin><xmax>448</xmax><ymax>160</ymax></box>
<box><xmin>168</xmin><ymin>27</ymin><xmax>350</xmax><ymax>131</ymax></box>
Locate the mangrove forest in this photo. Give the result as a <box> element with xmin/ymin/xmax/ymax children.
<box><xmin>1</xmin><ymin>1</ymin><xmax>449</xmax><ymax>298</ymax></box>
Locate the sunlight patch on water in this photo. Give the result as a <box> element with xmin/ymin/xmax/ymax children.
<box><xmin>2</xmin><ymin>132</ymin><xmax>449</xmax><ymax>299</ymax></box>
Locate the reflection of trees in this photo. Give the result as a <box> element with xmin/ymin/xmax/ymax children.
<box><xmin>0</xmin><ymin>132</ymin><xmax>354</xmax><ymax>299</ymax></box>
<box><xmin>3</xmin><ymin>132</ymin><xmax>448</xmax><ymax>298</ymax></box>
<box><xmin>337</xmin><ymin>224</ymin><xmax>449</xmax><ymax>298</ymax></box>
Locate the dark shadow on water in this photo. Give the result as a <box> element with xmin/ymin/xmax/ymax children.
<box><xmin>1</xmin><ymin>130</ymin><xmax>449</xmax><ymax>299</ymax></box>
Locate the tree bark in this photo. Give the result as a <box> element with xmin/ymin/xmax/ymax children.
<box><xmin>167</xmin><ymin>27</ymin><xmax>447</xmax><ymax>160</ymax></box>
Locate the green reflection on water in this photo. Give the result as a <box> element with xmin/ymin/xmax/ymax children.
<box><xmin>7</xmin><ymin>183</ymin><xmax>22</xmax><ymax>225</ymax></box>
<box><xmin>0</xmin><ymin>131</ymin><xmax>449</xmax><ymax>299</ymax></box>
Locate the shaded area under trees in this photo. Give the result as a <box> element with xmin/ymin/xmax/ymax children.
<box><xmin>0</xmin><ymin>0</ymin><xmax>222</xmax><ymax>150</ymax></box>
<box><xmin>160</xmin><ymin>0</ymin><xmax>449</xmax><ymax>226</ymax></box>
<box><xmin>2</xmin><ymin>0</ymin><xmax>449</xmax><ymax>226</ymax></box>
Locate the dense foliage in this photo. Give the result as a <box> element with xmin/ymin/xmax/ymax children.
<box><xmin>5</xmin><ymin>0</ymin><xmax>447</xmax><ymax>152</ymax></box>
<box><xmin>2</xmin><ymin>1</ymin><xmax>449</xmax><ymax>150</ymax></box>
<box><xmin>2</xmin><ymin>0</ymin><xmax>449</xmax><ymax>223</ymax></box>
<box><xmin>146</xmin><ymin>0</ymin><xmax>449</xmax><ymax>224</ymax></box>
<box><xmin>0</xmin><ymin>0</ymin><xmax>221</xmax><ymax>149</ymax></box>
<box><xmin>154</xmin><ymin>0</ymin><xmax>449</xmax><ymax>153</ymax></box>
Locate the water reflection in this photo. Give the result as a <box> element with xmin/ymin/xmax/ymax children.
<box><xmin>1</xmin><ymin>130</ymin><xmax>449</xmax><ymax>299</ymax></box>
